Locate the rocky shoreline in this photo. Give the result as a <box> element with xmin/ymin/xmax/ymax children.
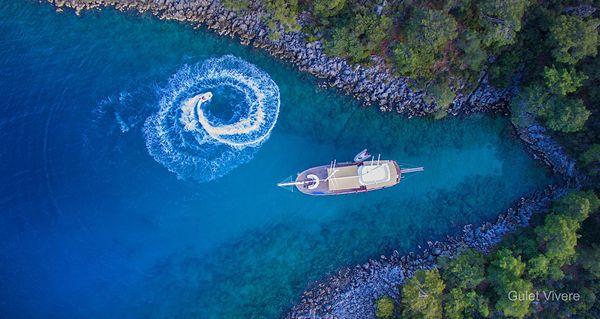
<box><xmin>46</xmin><ymin>0</ymin><xmax>510</xmax><ymax>117</ymax></box>
<box><xmin>287</xmin><ymin>185</ymin><xmax>565</xmax><ymax>319</ymax></box>
<box><xmin>285</xmin><ymin>122</ymin><xmax>582</xmax><ymax>319</ymax></box>
<box><xmin>44</xmin><ymin>1</ymin><xmax>584</xmax><ymax>318</ymax></box>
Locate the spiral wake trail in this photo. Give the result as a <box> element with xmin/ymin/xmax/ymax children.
<box><xmin>144</xmin><ymin>55</ymin><xmax>280</xmax><ymax>182</ymax></box>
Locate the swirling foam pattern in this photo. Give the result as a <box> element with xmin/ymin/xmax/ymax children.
<box><xmin>144</xmin><ymin>55</ymin><xmax>280</xmax><ymax>181</ymax></box>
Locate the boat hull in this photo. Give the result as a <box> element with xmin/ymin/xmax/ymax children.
<box><xmin>295</xmin><ymin>160</ymin><xmax>401</xmax><ymax>195</ymax></box>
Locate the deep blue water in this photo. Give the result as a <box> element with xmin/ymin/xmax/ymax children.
<box><xmin>0</xmin><ymin>2</ymin><xmax>551</xmax><ymax>318</ymax></box>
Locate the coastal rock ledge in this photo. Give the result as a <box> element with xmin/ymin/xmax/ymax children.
<box><xmin>46</xmin><ymin>0</ymin><xmax>509</xmax><ymax>117</ymax></box>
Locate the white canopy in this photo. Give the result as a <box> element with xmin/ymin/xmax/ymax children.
<box><xmin>358</xmin><ymin>164</ymin><xmax>391</xmax><ymax>186</ymax></box>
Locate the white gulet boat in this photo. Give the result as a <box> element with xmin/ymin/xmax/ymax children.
<box><xmin>277</xmin><ymin>149</ymin><xmax>424</xmax><ymax>195</ymax></box>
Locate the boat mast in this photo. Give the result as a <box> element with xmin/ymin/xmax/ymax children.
<box><xmin>277</xmin><ymin>180</ymin><xmax>308</xmax><ymax>187</ymax></box>
<box><xmin>400</xmin><ymin>167</ymin><xmax>424</xmax><ymax>173</ymax></box>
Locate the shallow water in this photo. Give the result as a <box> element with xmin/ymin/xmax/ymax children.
<box><xmin>0</xmin><ymin>2</ymin><xmax>551</xmax><ymax>318</ymax></box>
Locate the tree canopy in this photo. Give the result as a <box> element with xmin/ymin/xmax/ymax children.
<box><xmin>552</xmin><ymin>191</ymin><xmax>599</xmax><ymax>222</ymax></box>
<box><xmin>313</xmin><ymin>0</ymin><xmax>347</xmax><ymax>19</ymax></box>
<box><xmin>439</xmin><ymin>248</ymin><xmax>485</xmax><ymax>289</ymax></box>
<box><xmin>543</xmin><ymin>66</ymin><xmax>588</xmax><ymax>96</ymax></box>
<box><xmin>326</xmin><ymin>13</ymin><xmax>391</xmax><ymax>63</ymax></box>
<box><xmin>580</xmin><ymin>144</ymin><xmax>600</xmax><ymax>176</ymax></box>
<box><xmin>375</xmin><ymin>296</ymin><xmax>396</xmax><ymax>319</ymax></box>
<box><xmin>549</xmin><ymin>15</ymin><xmax>600</xmax><ymax>65</ymax></box>
<box><xmin>401</xmin><ymin>269</ymin><xmax>445</xmax><ymax>319</ymax></box>
<box><xmin>487</xmin><ymin>248</ymin><xmax>532</xmax><ymax>318</ymax></box>
<box><xmin>542</xmin><ymin>97</ymin><xmax>591</xmax><ymax>133</ymax></box>
<box><xmin>514</xmin><ymin>83</ymin><xmax>591</xmax><ymax>133</ymax></box>
<box><xmin>477</xmin><ymin>0</ymin><xmax>530</xmax><ymax>49</ymax></box>
<box><xmin>261</xmin><ymin>0</ymin><xmax>300</xmax><ymax>40</ymax></box>
<box><xmin>396</xmin><ymin>191</ymin><xmax>599</xmax><ymax>319</ymax></box>
<box><xmin>394</xmin><ymin>8</ymin><xmax>458</xmax><ymax>81</ymax></box>
<box><xmin>444</xmin><ymin>288</ymin><xmax>490</xmax><ymax>319</ymax></box>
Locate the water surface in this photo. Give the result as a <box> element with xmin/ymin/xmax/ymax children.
<box><xmin>0</xmin><ymin>2</ymin><xmax>551</xmax><ymax>318</ymax></box>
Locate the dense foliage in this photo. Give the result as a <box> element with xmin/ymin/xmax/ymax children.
<box><xmin>376</xmin><ymin>190</ymin><xmax>600</xmax><ymax>319</ymax></box>
<box><xmin>400</xmin><ymin>268</ymin><xmax>445</xmax><ymax>319</ymax></box>
<box><xmin>375</xmin><ymin>296</ymin><xmax>396</xmax><ymax>319</ymax></box>
<box><xmin>241</xmin><ymin>0</ymin><xmax>598</xmax><ymax>133</ymax></box>
<box><xmin>326</xmin><ymin>13</ymin><xmax>392</xmax><ymax>63</ymax></box>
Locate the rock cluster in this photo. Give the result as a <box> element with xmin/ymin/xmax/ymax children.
<box><xmin>517</xmin><ymin>124</ymin><xmax>582</xmax><ymax>187</ymax></box>
<box><xmin>47</xmin><ymin>0</ymin><xmax>510</xmax><ymax>117</ymax></box>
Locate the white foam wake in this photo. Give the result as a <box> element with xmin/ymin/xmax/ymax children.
<box><xmin>144</xmin><ymin>55</ymin><xmax>280</xmax><ymax>182</ymax></box>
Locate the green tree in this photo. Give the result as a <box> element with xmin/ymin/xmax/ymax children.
<box><xmin>518</xmin><ymin>83</ymin><xmax>550</xmax><ymax>113</ymax></box>
<box><xmin>488</xmin><ymin>48</ymin><xmax>521</xmax><ymax>87</ymax></box>
<box><xmin>508</xmin><ymin>83</ymin><xmax>545</xmax><ymax>127</ymax></box>
<box><xmin>552</xmin><ymin>191</ymin><xmax>599</xmax><ymax>222</ymax></box>
<box><xmin>444</xmin><ymin>288</ymin><xmax>490</xmax><ymax>319</ymax></box>
<box><xmin>549</xmin><ymin>15</ymin><xmax>600</xmax><ymax>65</ymax></box>
<box><xmin>543</xmin><ymin>65</ymin><xmax>588</xmax><ymax>96</ymax></box>
<box><xmin>375</xmin><ymin>295</ymin><xmax>396</xmax><ymax>319</ymax></box>
<box><xmin>578</xmin><ymin>244</ymin><xmax>600</xmax><ymax>279</ymax></box>
<box><xmin>326</xmin><ymin>13</ymin><xmax>391</xmax><ymax>63</ymax></box>
<box><xmin>505</xmin><ymin>229</ymin><xmax>539</xmax><ymax>260</ymax></box>
<box><xmin>424</xmin><ymin>79</ymin><xmax>456</xmax><ymax>113</ymax></box>
<box><xmin>445</xmin><ymin>0</ymin><xmax>473</xmax><ymax>18</ymax></box>
<box><xmin>457</xmin><ymin>30</ymin><xmax>487</xmax><ymax>73</ymax></box>
<box><xmin>394</xmin><ymin>8</ymin><xmax>457</xmax><ymax>81</ymax></box>
<box><xmin>313</xmin><ymin>0</ymin><xmax>346</xmax><ymax>19</ymax></box>
<box><xmin>536</xmin><ymin>213</ymin><xmax>580</xmax><ymax>279</ymax></box>
<box><xmin>486</xmin><ymin>248</ymin><xmax>533</xmax><ymax>317</ymax></box>
<box><xmin>565</xmin><ymin>286</ymin><xmax>597</xmax><ymax>315</ymax></box>
<box><xmin>580</xmin><ymin>144</ymin><xmax>600</xmax><ymax>176</ymax></box>
<box><xmin>400</xmin><ymin>269</ymin><xmax>445</xmax><ymax>319</ymax></box>
<box><xmin>443</xmin><ymin>288</ymin><xmax>466</xmax><ymax>319</ymax></box>
<box><xmin>526</xmin><ymin>254</ymin><xmax>549</xmax><ymax>279</ymax></box>
<box><xmin>542</xmin><ymin>97</ymin><xmax>591</xmax><ymax>133</ymax></box>
<box><xmin>477</xmin><ymin>0</ymin><xmax>530</xmax><ymax>48</ymax></box>
<box><xmin>495</xmin><ymin>279</ymin><xmax>533</xmax><ymax>318</ymax></box>
<box><xmin>517</xmin><ymin>83</ymin><xmax>592</xmax><ymax>133</ymax></box>
<box><xmin>488</xmin><ymin>248</ymin><xmax>525</xmax><ymax>287</ymax></box>
<box><xmin>262</xmin><ymin>0</ymin><xmax>301</xmax><ymax>40</ymax></box>
<box><xmin>440</xmin><ymin>248</ymin><xmax>485</xmax><ymax>289</ymax></box>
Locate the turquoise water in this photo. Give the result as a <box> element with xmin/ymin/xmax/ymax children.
<box><xmin>0</xmin><ymin>2</ymin><xmax>551</xmax><ymax>318</ymax></box>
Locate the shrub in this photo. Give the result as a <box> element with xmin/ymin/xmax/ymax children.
<box><xmin>543</xmin><ymin>66</ymin><xmax>587</xmax><ymax>96</ymax></box>
<box><xmin>440</xmin><ymin>248</ymin><xmax>485</xmax><ymax>289</ymax></box>
<box><xmin>477</xmin><ymin>0</ymin><xmax>529</xmax><ymax>49</ymax></box>
<box><xmin>580</xmin><ymin>144</ymin><xmax>600</xmax><ymax>176</ymax></box>
<box><xmin>326</xmin><ymin>13</ymin><xmax>391</xmax><ymax>63</ymax></box>
<box><xmin>394</xmin><ymin>8</ymin><xmax>457</xmax><ymax>81</ymax></box>
<box><xmin>375</xmin><ymin>295</ymin><xmax>396</xmax><ymax>319</ymax></box>
<box><xmin>400</xmin><ymin>269</ymin><xmax>445</xmax><ymax>319</ymax></box>
<box><xmin>549</xmin><ymin>15</ymin><xmax>600</xmax><ymax>65</ymax></box>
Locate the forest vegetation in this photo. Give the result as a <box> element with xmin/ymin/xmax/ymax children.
<box><xmin>376</xmin><ymin>190</ymin><xmax>600</xmax><ymax>318</ymax></box>
<box><xmin>224</xmin><ymin>0</ymin><xmax>598</xmax><ymax>129</ymax></box>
